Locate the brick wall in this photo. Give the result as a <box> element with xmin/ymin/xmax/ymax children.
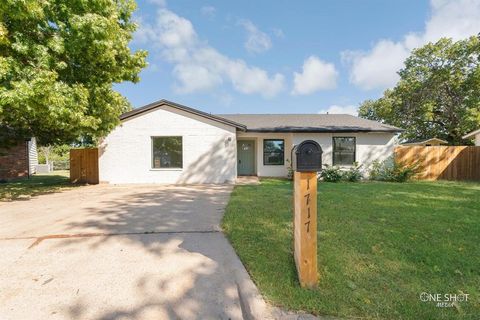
<box><xmin>0</xmin><ymin>141</ymin><xmax>28</xmax><ymax>181</ymax></box>
<box><xmin>99</xmin><ymin>105</ymin><xmax>237</xmax><ymax>184</ymax></box>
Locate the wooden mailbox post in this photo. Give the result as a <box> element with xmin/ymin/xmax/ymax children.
<box><xmin>292</xmin><ymin>140</ymin><xmax>322</xmax><ymax>288</ymax></box>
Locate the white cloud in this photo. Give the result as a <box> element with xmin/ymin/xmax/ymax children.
<box><xmin>422</xmin><ymin>0</ymin><xmax>480</xmax><ymax>43</ymax></box>
<box><xmin>133</xmin><ymin>17</ymin><xmax>153</xmax><ymax>44</ymax></box>
<box><xmin>318</xmin><ymin>105</ymin><xmax>358</xmax><ymax>116</ymax></box>
<box><xmin>239</xmin><ymin>20</ymin><xmax>272</xmax><ymax>54</ymax></box>
<box><xmin>172</xmin><ymin>64</ymin><xmax>222</xmax><ymax>93</ymax></box>
<box><xmin>292</xmin><ymin>56</ymin><xmax>338</xmax><ymax>95</ymax></box>
<box><xmin>201</xmin><ymin>6</ymin><xmax>216</xmax><ymax>18</ymax></box>
<box><xmin>341</xmin><ymin>41</ymin><xmax>410</xmax><ymax>90</ymax></box>
<box><xmin>343</xmin><ymin>0</ymin><xmax>480</xmax><ymax>90</ymax></box>
<box><xmin>136</xmin><ymin>9</ymin><xmax>285</xmax><ymax>97</ymax></box>
<box><xmin>156</xmin><ymin>9</ymin><xmax>197</xmax><ymax>48</ymax></box>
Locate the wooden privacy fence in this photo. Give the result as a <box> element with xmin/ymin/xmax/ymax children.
<box><xmin>395</xmin><ymin>146</ymin><xmax>480</xmax><ymax>181</ymax></box>
<box><xmin>70</xmin><ymin>148</ymin><xmax>99</xmax><ymax>184</ymax></box>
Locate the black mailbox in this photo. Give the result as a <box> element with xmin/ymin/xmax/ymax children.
<box><xmin>293</xmin><ymin>140</ymin><xmax>323</xmax><ymax>172</ymax></box>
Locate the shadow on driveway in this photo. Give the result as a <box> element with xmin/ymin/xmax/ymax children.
<box><xmin>0</xmin><ymin>185</ymin><xmax>271</xmax><ymax>320</ymax></box>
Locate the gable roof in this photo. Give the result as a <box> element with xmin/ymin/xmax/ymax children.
<box><xmin>119</xmin><ymin>100</ymin><xmax>403</xmax><ymax>133</ymax></box>
<box><xmin>120</xmin><ymin>99</ymin><xmax>247</xmax><ymax>130</ymax></box>
<box><xmin>402</xmin><ymin>138</ymin><xmax>448</xmax><ymax>145</ymax></box>
<box><xmin>216</xmin><ymin>114</ymin><xmax>403</xmax><ymax>133</ymax></box>
<box><xmin>463</xmin><ymin>129</ymin><xmax>480</xmax><ymax>139</ymax></box>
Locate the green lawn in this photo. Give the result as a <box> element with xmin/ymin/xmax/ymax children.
<box><xmin>0</xmin><ymin>170</ymin><xmax>74</xmax><ymax>201</ymax></box>
<box><xmin>222</xmin><ymin>179</ymin><xmax>480</xmax><ymax>319</ymax></box>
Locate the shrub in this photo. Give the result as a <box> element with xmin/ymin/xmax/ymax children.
<box><xmin>368</xmin><ymin>157</ymin><xmax>418</xmax><ymax>182</ymax></box>
<box><xmin>52</xmin><ymin>160</ymin><xmax>70</xmax><ymax>170</ymax></box>
<box><xmin>320</xmin><ymin>164</ymin><xmax>343</xmax><ymax>182</ymax></box>
<box><xmin>342</xmin><ymin>162</ymin><xmax>363</xmax><ymax>182</ymax></box>
<box><xmin>389</xmin><ymin>161</ymin><xmax>419</xmax><ymax>182</ymax></box>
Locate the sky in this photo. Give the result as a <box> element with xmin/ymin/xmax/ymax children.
<box><xmin>116</xmin><ymin>0</ymin><xmax>480</xmax><ymax>115</ymax></box>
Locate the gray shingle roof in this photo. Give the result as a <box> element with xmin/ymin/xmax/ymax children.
<box><xmin>119</xmin><ymin>99</ymin><xmax>403</xmax><ymax>133</ymax></box>
<box><xmin>216</xmin><ymin>114</ymin><xmax>403</xmax><ymax>133</ymax></box>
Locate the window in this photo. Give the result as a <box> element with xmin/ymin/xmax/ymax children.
<box><xmin>332</xmin><ymin>137</ymin><xmax>356</xmax><ymax>165</ymax></box>
<box><xmin>152</xmin><ymin>137</ymin><xmax>183</xmax><ymax>169</ymax></box>
<box><xmin>263</xmin><ymin>139</ymin><xmax>284</xmax><ymax>165</ymax></box>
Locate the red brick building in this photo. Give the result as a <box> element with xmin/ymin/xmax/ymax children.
<box><xmin>0</xmin><ymin>138</ymin><xmax>38</xmax><ymax>182</ymax></box>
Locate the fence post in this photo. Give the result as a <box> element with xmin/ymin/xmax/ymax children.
<box><xmin>292</xmin><ymin>140</ymin><xmax>322</xmax><ymax>289</ymax></box>
<box><xmin>293</xmin><ymin>171</ymin><xmax>318</xmax><ymax>288</ymax></box>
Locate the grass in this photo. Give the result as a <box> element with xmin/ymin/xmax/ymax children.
<box><xmin>0</xmin><ymin>170</ymin><xmax>75</xmax><ymax>201</ymax></box>
<box><xmin>222</xmin><ymin>179</ymin><xmax>480</xmax><ymax>319</ymax></box>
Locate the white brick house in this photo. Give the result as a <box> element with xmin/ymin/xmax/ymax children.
<box><xmin>99</xmin><ymin>100</ymin><xmax>402</xmax><ymax>184</ymax></box>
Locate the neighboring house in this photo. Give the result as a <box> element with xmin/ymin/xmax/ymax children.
<box><xmin>99</xmin><ymin>100</ymin><xmax>402</xmax><ymax>184</ymax></box>
<box><xmin>0</xmin><ymin>137</ymin><xmax>38</xmax><ymax>181</ymax></box>
<box><xmin>402</xmin><ymin>138</ymin><xmax>448</xmax><ymax>146</ymax></box>
<box><xmin>463</xmin><ymin>129</ymin><xmax>480</xmax><ymax>146</ymax></box>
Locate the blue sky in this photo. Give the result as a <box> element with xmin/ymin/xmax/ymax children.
<box><xmin>116</xmin><ymin>0</ymin><xmax>480</xmax><ymax>115</ymax></box>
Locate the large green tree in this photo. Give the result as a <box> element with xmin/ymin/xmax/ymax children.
<box><xmin>0</xmin><ymin>0</ymin><xmax>147</xmax><ymax>146</ymax></box>
<box><xmin>359</xmin><ymin>36</ymin><xmax>480</xmax><ymax>145</ymax></box>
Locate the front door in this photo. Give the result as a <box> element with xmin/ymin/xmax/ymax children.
<box><xmin>237</xmin><ymin>140</ymin><xmax>255</xmax><ymax>175</ymax></box>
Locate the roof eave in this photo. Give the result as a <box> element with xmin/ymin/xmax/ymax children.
<box><xmin>462</xmin><ymin>129</ymin><xmax>480</xmax><ymax>139</ymax></box>
<box><xmin>245</xmin><ymin>128</ymin><xmax>403</xmax><ymax>133</ymax></box>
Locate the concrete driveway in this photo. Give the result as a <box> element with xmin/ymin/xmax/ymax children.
<box><xmin>0</xmin><ymin>185</ymin><xmax>272</xmax><ymax>320</ymax></box>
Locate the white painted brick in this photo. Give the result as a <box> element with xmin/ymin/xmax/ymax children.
<box><xmin>99</xmin><ymin>106</ymin><xmax>237</xmax><ymax>184</ymax></box>
<box><xmin>99</xmin><ymin>105</ymin><xmax>398</xmax><ymax>183</ymax></box>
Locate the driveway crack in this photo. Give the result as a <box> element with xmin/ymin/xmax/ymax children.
<box><xmin>0</xmin><ymin>230</ymin><xmax>222</xmax><ymax>249</ymax></box>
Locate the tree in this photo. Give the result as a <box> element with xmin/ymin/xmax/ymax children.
<box><xmin>0</xmin><ymin>0</ymin><xmax>147</xmax><ymax>146</ymax></box>
<box><xmin>359</xmin><ymin>36</ymin><xmax>480</xmax><ymax>145</ymax></box>
<box><xmin>38</xmin><ymin>143</ymin><xmax>69</xmax><ymax>165</ymax></box>
<box><xmin>38</xmin><ymin>145</ymin><xmax>53</xmax><ymax>165</ymax></box>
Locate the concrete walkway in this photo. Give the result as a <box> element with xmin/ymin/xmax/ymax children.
<box><xmin>0</xmin><ymin>185</ymin><xmax>273</xmax><ymax>320</ymax></box>
<box><xmin>235</xmin><ymin>176</ymin><xmax>260</xmax><ymax>185</ymax></box>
